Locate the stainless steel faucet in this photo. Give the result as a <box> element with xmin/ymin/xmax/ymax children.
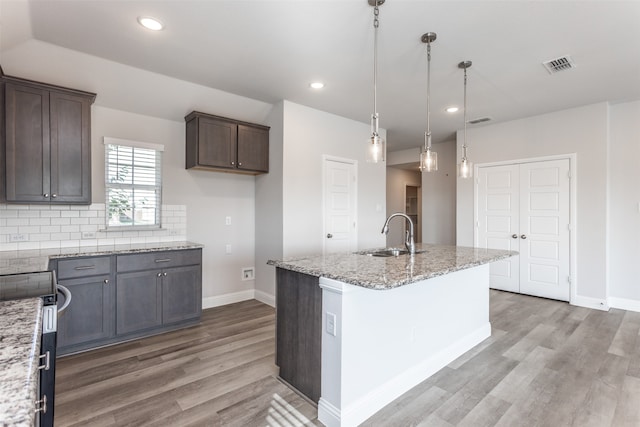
<box><xmin>381</xmin><ymin>213</ymin><xmax>416</xmax><ymax>255</ymax></box>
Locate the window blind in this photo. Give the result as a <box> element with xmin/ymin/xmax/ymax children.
<box><xmin>104</xmin><ymin>138</ymin><xmax>163</xmax><ymax>228</ymax></box>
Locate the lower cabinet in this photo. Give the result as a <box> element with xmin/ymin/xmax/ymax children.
<box><xmin>116</xmin><ymin>269</ymin><xmax>163</xmax><ymax>335</ymax></box>
<box><xmin>52</xmin><ymin>248</ymin><xmax>202</xmax><ymax>355</ymax></box>
<box><xmin>57</xmin><ymin>274</ymin><xmax>114</xmax><ymax>349</ymax></box>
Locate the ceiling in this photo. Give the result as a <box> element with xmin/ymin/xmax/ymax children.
<box><xmin>1</xmin><ymin>0</ymin><xmax>639</xmax><ymax>152</ymax></box>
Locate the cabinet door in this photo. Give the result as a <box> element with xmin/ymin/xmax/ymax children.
<box><xmin>49</xmin><ymin>91</ymin><xmax>91</xmax><ymax>203</ymax></box>
<box><xmin>197</xmin><ymin>117</ymin><xmax>237</xmax><ymax>169</ymax></box>
<box><xmin>57</xmin><ymin>275</ymin><xmax>113</xmax><ymax>349</ymax></box>
<box><xmin>237</xmin><ymin>124</ymin><xmax>269</xmax><ymax>173</ymax></box>
<box><xmin>5</xmin><ymin>83</ymin><xmax>51</xmax><ymax>202</ymax></box>
<box><xmin>116</xmin><ymin>270</ymin><xmax>163</xmax><ymax>335</ymax></box>
<box><xmin>162</xmin><ymin>265</ymin><xmax>202</xmax><ymax>324</ymax></box>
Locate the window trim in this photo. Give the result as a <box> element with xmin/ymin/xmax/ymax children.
<box><xmin>104</xmin><ymin>137</ymin><xmax>164</xmax><ymax>230</ymax></box>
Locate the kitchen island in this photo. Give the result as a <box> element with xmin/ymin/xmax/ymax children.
<box><xmin>268</xmin><ymin>244</ymin><xmax>516</xmax><ymax>427</ymax></box>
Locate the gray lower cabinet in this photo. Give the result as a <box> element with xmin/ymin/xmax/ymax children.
<box><xmin>56</xmin><ymin>260</ymin><xmax>114</xmax><ymax>351</ymax></box>
<box><xmin>116</xmin><ymin>269</ymin><xmax>163</xmax><ymax>335</ymax></box>
<box><xmin>52</xmin><ymin>248</ymin><xmax>202</xmax><ymax>355</ymax></box>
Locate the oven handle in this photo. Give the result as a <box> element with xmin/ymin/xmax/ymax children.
<box><xmin>57</xmin><ymin>285</ymin><xmax>72</xmax><ymax>314</ymax></box>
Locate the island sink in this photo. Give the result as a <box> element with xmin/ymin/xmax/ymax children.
<box><xmin>361</xmin><ymin>248</ymin><xmax>426</xmax><ymax>257</ymax></box>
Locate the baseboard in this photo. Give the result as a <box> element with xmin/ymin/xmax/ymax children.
<box><xmin>317</xmin><ymin>398</ymin><xmax>341</xmax><ymax>427</ymax></box>
<box><xmin>608</xmin><ymin>297</ymin><xmax>640</xmax><ymax>313</ymax></box>
<box><xmin>571</xmin><ymin>295</ymin><xmax>609</xmax><ymax>311</ymax></box>
<box><xmin>254</xmin><ymin>290</ymin><xmax>276</xmax><ymax>307</ymax></box>
<box><xmin>324</xmin><ymin>322</ymin><xmax>491</xmax><ymax>427</ymax></box>
<box><xmin>202</xmin><ymin>290</ymin><xmax>255</xmax><ymax>309</ymax></box>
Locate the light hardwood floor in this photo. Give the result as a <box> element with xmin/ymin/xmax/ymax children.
<box><xmin>55</xmin><ymin>291</ymin><xmax>640</xmax><ymax>426</ymax></box>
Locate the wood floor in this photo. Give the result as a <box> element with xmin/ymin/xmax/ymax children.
<box><xmin>55</xmin><ymin>291</ymin><xmax>640</xmax><ymax>427</ymax></box>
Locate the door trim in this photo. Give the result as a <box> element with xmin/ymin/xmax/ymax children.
<box><xmin>473</xmin><ymin>153</ymin><xmax>577</xmax><ymax>305</ymax></box>
<box><xmin>322</xmin><ymin>155</ymin><xmax>358</xmax><ymax>255</ymax></box>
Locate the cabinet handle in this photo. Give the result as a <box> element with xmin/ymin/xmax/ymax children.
<box><xmin>43</xmin><ymin>193</ymin><xmax>49</xmax><ymax>198</ymax></box>
<box><xmin>231</xmin><ymin>161</ymin><xmax>235</xmax><ymax>166</ymax></box>
<box><xmin>157</xmin><ymin>273</ymin><xmax>162</xmax><ymax>277</ymax></box>
<box><xmin>238</xmin><ymin>162</ymin><xmax>242</xmax><ymax>166</ymax></box>
<box><xmin>74</xmin><ymin>265</ymin><xmax>96</xmax><ymax>270</ymax></box>
<box><xmin>37</xmin><ymin>351</ymin><xmax>50</xmax><ymax>371</ymax></box>
<box><xmin>512</xmin><ymin>234</ymin><xmax>518</xmax><ymax>239</ymax></box>
<box><xmin>521</xmin><ymin>234</ymin><xmax>527</xmax><ymax>239</ymax></box>
<box><xmin>163</xmin><ymin>272</ymin><xmax>167</xmax><ymax>277</ymax></box>
<box><xmin>52</xmin><ymin>193</ymin><xmax>57</xmax><ymax>198</ymax></box>
<box><xmin>35</xmin><ymin>395</ymin><xmax>47</xmax><ymax>414</ymax></box>
<box><xmin>155</xmin><ymin>259</ymin><xmax>171</xmax><ymax>263</ymax></box>
<box><xmin>104</xmin><ymin>279</ymin><xmax>109</xmax><ymax>285</ymax></box>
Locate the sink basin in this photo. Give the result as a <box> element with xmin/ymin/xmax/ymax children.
<box><xmin>360</xmin><ymin>248</ymin><xmax>426</xmax><ymax>257</ymax></box>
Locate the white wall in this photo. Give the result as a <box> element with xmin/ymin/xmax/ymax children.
<box><xmin>608</xmin><ymin>100</ymin><xmax>640</xmax><ymax>308</ymax></box>
<box><xmin>2</xmin><ymin>40</ymin><xmax>274</xmax><ymax>305</ymax></box>
<box><xmin>281</xmin><ymin>101</ymin><xmax>386</xmax><ymax>257</ymax></box>
<box><xmin>255</xmin><ymin>102</ymin><xmax>285</xmax><ymax>305</ymax></box>
<box><xmin>422</xmin><ymin>139</ymin><xmax>457</xmax><ymax>245</ymax></box>
<box><xmin>255</xmin><ymin>101</ymin><xmax>387</xmax><ymax>301</ymax></box>
<box><xmin>456</xmin><ymin>103</ymin><xmax>609</xmax><ymax>304</ymax></box>
<box><xmin>386</xmin><ymin>167</ymin><xmax>421</xmax><ymax>247</ymax></box>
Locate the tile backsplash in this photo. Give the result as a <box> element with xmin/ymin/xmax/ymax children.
<box><xmin>0</xmin><ymin>203</ymin><xmax>187</xmax><ymax>251</ymax></box>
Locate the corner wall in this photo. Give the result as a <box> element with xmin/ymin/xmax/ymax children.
<box><xmin>608</xmin><ymin>100</ymin><xmax>640</xmax><ymax>310</ymax></box>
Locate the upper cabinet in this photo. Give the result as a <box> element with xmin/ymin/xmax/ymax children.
<box><xmin>185</xmin><ymin>111</ymin><xmax>269</xmax><ymax>175</ymax></box>
<box><xmin>1</xmin><ymin>72</ymin><xmax>96</xmax><ymax>204</ymax></box>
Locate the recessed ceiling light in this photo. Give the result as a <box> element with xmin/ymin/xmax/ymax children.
<box><xmin>445</xmin><ymin>106</ymin><xmax>459</xmax><ymax>113</ymax></box>
<box><xmin>309</xmin><ymin>82</ymin><xmax>325</xmax><ymax>89</ymax></box>
<box><xmin>137</xmin><ymin>16</ymin><xmax>164</xmax><ymax>31</ymax></box>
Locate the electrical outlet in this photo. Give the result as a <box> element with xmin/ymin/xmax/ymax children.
<box><xmin>326</xmin><ymin>312</ymin><xmax>337</xmax><ymax>336</ymax></box>
<box><xmin>10</xmin><ymin>234</ymin><xmax>28</xmax><ymax>242</ymax></box>
<box><xmin>241</xmin><ymin>267</ymin><xmax>255</xmax><ymax>281</ymax></box>
<box><xmin>225</xmin><ymin>216</ymin><xmax>232</xmax><ymax>226</ymax></box>
<box><xmin>81</xmin><ymin>231</ymin><xmax>96</xmax><ymax>239</ymax></box>
<box><xmin>225</xmin><ymin>244</ymin><xmax>232</xmax><ymax>254</ymax></box>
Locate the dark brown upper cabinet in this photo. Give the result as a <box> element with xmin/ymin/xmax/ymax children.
<box><xmin>185</xmin><ymin>111</ymin><xmax>269</xmax><ymax>175</ymax></box>
<box><xmin>1</xmin><ymin>72</ymin><xmax>96</xmax><ymax>204</ymax></box>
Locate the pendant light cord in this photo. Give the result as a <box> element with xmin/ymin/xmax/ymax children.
<box><xmin>462</xmin><ymin>66</ymin><xmax>468</xmax><ymax>160</ymax></box>
<box><xmin>425</xmin><ymin>41</ymin><xmax>432</xmax><ymax>151</ymax></box>
<box><xmin>372</xmin><ymin>1</ymin><xmax>380</xmax><ymax>135</ymax></box>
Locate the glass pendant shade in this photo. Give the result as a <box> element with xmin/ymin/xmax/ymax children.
<box><xmin>458</xmin><ymin>158</ymin><xmax>473</xmax><ymax>178</ymax></box>
<box><xmin>419</xmin><ymin>147</ymin><xmax>437</xmax><ymax>172</ymax></box>
<box><xmin>367</xmin><ymin>134</ymin><xmax>386</xmax><ymax>163</ymax></box>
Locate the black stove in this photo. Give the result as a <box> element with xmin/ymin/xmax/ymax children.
<box><xmin>0</xmin><ymin>271</ymin><xmax>57</xmax><ymax>304</ymax></box>
<box><xmin>0</xmin><ymin>270</ymin><xmax>60</xmax><ymax>427</ymax></box>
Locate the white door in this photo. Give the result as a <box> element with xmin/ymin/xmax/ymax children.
<box><xmin>323</xmin><ymin>158</ymin><xmax>357</xmax><ymax>254</ymax></box>
<box><xmin>519</xmin><ymin>160</ymin><xmax>570</xmax><ymax>301</ymax></box>
<box><xmin>477</xmin><ymin>159</ymin><xmax>571</xmax><ymax>301</ymax></box>
<box><xmin>477</xmin><ymin>165</ymin><xmax>520</xmax><ymax>293</ymax></box>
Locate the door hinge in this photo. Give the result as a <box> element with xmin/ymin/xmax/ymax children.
<box><xmin>567</xmin><ymin>275</ymin><xmax>572</xmax><ymax>284</ymax></box>
<box><xmin>567</xmin><ymin>223</ymin><xmax>571</xmax><ymax>231</ymax></box>
<box><xmin>567</xmin><ymin>170</ymin><xmax>571</xmax><ymax>179</ymax></box>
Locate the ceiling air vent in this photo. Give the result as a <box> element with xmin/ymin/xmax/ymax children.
<box><xmin>468</xmin><ymin>117</ymin><xmax>491</xmax><ymax>125</ymax></box>
<box><xmin>542</xmin><ymin>55</ymin><xmax>576</xmax><ymax>74</ymax></box>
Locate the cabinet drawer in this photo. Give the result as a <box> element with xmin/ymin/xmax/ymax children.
<box><xmin>57</xmin><ymin>256</ymin><xmax>111</xmax><ymax>279</ymax></box>
<box><xmin>116</xmin><ymin>249</ymin><xmax>202</xmax><ymax>272</ymax></box>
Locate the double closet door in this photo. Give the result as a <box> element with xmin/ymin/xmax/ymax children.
<box><xmin>477</xmin><ymin>159</ymin><xmax>571</xmax><ymax>301</ymax></box>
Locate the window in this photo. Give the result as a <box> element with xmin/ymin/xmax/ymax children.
<box><xmin>104</xmin><ymin>137</ymin><xmax>163</xmax><ymax>229</ymax></box>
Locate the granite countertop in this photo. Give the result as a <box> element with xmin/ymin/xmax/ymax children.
<box><xmin>0</xmin><ymin>298</ymin><xmax>43</xmax><ymax>427</ymax></box>
<box><xmin>0</xmin><ymin>241</ymin><xmax>204</xmax><ymax>275</ymax></box>
<box><xmin>268</xmin><ymin>243</ymin><xmax>517</xmax><ymax>290</ymax></box>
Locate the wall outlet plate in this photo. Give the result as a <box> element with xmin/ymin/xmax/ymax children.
<box><xmin>10</xmin><ymin>234</ymin><xmax>28</xmax><ymax>242</ymax></box>
<box><xmin>81</xmin><ymin>231</ymin><xmax>96</xmax><ymax>239</ymax></box>
<box><xmin>241</xmin><ymin>267</ymin><xmax>255</xmax><ymax>281</ymax></box>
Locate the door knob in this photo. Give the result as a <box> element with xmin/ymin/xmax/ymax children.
<box><xmin>327</xmin><ymin>233</ymin><xmax>333</xmax><ymax>238</ymax></box>
<box><xmin>512</xmin><ymin>234</ymin><xmax>518</xmax><ymax>239</ymax></box>
<box><xmin>521</xmin><ymin>234</ymin><xmax>527</xmax><ymax>239</ymax></box>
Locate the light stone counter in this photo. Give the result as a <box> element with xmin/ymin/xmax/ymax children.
<box><xmin>0</xmin><ymin>241</ymin><xmax>204</xmax><ymax>275</ymax></box>
<box><xmin>0</xmin><ymin>298</ymin><xmax>43</xmax><ymax>427</ymax></box>
<box><xmin>268</xmin><ymin>243</ymin><xmax>516</xmax><ymax>290</ymax></box>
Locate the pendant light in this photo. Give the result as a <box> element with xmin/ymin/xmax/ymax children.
<box><xmin>458</xmin><ymin>60</ymin><xmax>473</xmax><ymax>178</ymax></box>
<box><xmin>419</xmin><ymin>32</ymin><xmax>437</xmax><ymax>172</ymax></box>
<box><xmin>366</xmin><ymin>0</ymin><xmax>385</xmax><ymax>163</ymax></box>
